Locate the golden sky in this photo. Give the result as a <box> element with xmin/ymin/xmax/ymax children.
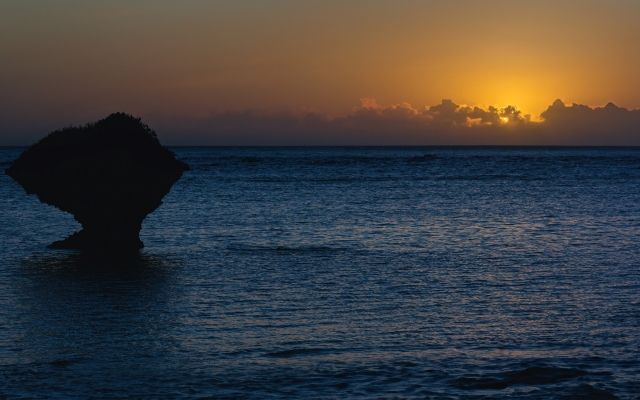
<box><xmin>1</xmin><ymin>1</ymin><xmax>639</xmax><ymax>144</ymax></box>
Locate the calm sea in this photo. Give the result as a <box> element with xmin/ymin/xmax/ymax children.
<box><xmin>1</xmin><ymin>146</ymin><xmax>639</xmax><ymax>398</ymax></box>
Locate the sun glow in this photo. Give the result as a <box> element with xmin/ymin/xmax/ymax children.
<box><xmin>502</xmin><ymin>117</ymin><xmax>509</xmax><ymax>123</ymax></box>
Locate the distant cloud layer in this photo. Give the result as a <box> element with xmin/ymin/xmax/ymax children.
<box><xmin>149</xmin><ymin>99</ymin><xmax>640</xmax><ymax>146</ymax></box>
<box><xmin>2</xmin><ymin>99</ymin><xmax>639</xmax><ymax>146</ymax></box>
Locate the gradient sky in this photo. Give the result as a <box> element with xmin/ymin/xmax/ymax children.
<box><xmin>2</xmin><ymin>0</ymin><xmax>640</xmax><ymax>144</ymax></box>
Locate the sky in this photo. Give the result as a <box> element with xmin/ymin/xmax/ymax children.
<box><xmin>1</xmin><ymin>0</ymin><xmax>640</xmax><ymax>145</ymax></box>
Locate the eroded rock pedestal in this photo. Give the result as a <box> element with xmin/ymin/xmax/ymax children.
<box><xmin>6</xmin><ymin>113</ymin><xmax>189</xmax><ymax>251</ymax></box>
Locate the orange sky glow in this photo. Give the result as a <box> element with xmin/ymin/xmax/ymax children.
<box><xmin>1</xmin><ymin>1</ymin><xmax>639</xmax><ymax>145</ymax></box>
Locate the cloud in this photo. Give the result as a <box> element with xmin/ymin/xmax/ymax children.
<box><xmin>3</xmin><ymin>99</ymin><xmax>639</xmax><ymax>146</ymax></box>
<box><xmin>359</xmin><ymin>98</ymin><xmax>381</xmax><ymax>109</ymax></box>
<box><xmin>149</xmin><ymin>99</ymin><xmax>586</xmax><ymax>145</ymax></box>
<box><xmin>538</xmin><ymin>99</ymin><xmax>640</xmax><ymax>144</ymax></box>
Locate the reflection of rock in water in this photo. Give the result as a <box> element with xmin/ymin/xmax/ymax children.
<box><xmin>5</xmin><ymin>113</ymin><xmax>189</xmax><ymax>250</ymax></box>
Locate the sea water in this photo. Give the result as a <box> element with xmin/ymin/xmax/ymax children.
<box><xmin>0</xmin><ymin>146</ymin><xmax>639</xmax><ymax>398</ymax></box>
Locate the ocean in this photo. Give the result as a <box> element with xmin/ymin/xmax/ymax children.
<box><xmin>1</xmin><ymin>146</ymin><xmax>639</xmax><ymax>398</ymax></box>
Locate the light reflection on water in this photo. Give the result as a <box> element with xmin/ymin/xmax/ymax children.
<box><xmin>1</xmin><ymin>147</ymin><xmax>639</xmax><ymax>398</ymax></box>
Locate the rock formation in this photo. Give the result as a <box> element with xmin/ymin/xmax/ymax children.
<box><xmin>5</xmin><ymin>113</ymin><xmax>189</xmax><ymax>251</ymax></box>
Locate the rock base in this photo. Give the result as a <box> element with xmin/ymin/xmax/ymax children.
<box><xmin>48</xmin><ymin>230</ymin><xmax>144</xmax><ymax>251</ymax></box>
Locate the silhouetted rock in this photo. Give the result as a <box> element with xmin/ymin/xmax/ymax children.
<box><xmin>6</xmin><ymin>113</ymin><xmax>189</xmax><ymax>251</ymax></box>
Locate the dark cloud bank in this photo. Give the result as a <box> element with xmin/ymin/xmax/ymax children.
<box><xmin>149</xmin><ymin>99</ymin><xmax>640</xmax><ymax>146</ymax></box>
<box><xmin>3</xmin><ymin>99</ymin><xmax>640</xmax><ymax>146</ymax></box>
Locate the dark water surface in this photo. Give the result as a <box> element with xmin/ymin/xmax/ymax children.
<box><xmin>1</xmin><ymin>147</ymin><xmax>639</xmax><ymax>398</ymax></box>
